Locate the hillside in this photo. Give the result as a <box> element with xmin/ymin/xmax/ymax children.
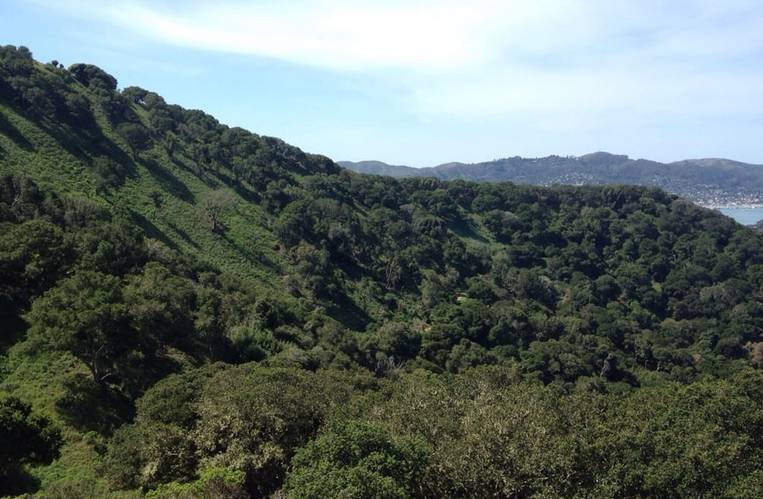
<box><xmin>340</xmin><ymin>152</ymin><xmax>763</xmax><ymax>207</ymax></box>
<box><xmin>1</xmin><ymin>45</ymin><xmax>763</xmax><ymax>497</ymax></box>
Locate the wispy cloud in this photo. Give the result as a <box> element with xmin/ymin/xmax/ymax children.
<box><xmin>41</xmin><ymin>0</ymin><xmax>525</xmax><ymax>71</ymax></box>
<box><xmin>34</xmin><ymin>0</ymin><xmax>763</xmax><ymax>121</ymax></box>
<box><xmin>42</xmin><ymin>1</ymin><xmax>763</xmax><ymax>69</ymax></box>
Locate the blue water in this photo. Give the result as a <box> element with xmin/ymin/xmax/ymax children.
<box><xmin>718</xmin><ymin>207</ymin><xmax>763</xmax><ymax>226</ymax></box>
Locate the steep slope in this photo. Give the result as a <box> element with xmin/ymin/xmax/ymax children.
<box><xmin>1</xmin><ymin>45</ymin><xmax>763</xmax><ymax>496</ymax></box>
<box><xmin>2</xmin><ymin>42</ymin><xmax>763</xmax><ymax>399</ymax></box>
<box><xmin>340</xmin><ymin>152</ymin><xmax>763</xmax><ymax>206</ymax></box>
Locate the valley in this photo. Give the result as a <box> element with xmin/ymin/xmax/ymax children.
<box><xmin>0</xmin><ymin>45</ymin><xmax>762</xmax><ymax>498</ymax></box>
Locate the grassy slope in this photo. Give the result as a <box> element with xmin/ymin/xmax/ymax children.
<box><xmin>0</xmin><ymin>104</ymin><xmax>119</xmax><ymax>494</ymax></box>
<box><xmin>0</xmin><ymin>95</ymin><xmax>285</xmax><ymax>283</ymax></box>
<box><xmin>0</xmin><ymin>91</ymin><xmax>298</xmax><ymax>494</ymax></box>
<box><xmin>2</xmin><ymin>84</ymin><xmax>487</xmax><ymax>493</ymax></box>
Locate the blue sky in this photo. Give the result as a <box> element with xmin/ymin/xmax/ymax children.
<box><xmin>2</xmin><ymin>0</ymin><xmax>763</xmax><ymax>166</ymax></box>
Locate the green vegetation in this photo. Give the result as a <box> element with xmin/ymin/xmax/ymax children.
<box><xmin>285</xmin><ymin>421</ymin><xmax>429</xmax><ymax>498</ymax></box>
<box><xmin>1</xmin><ymin>45</ymin><xmax>762</xmax><ymax>497</ymax></box>
<box><xmin>0</xmin><ymin>396</ymin><xmax>61</xmax><ymax>495</ymax></box>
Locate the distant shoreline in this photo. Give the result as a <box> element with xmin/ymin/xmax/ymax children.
<box><xmin>710</xmin><ymin>205</ymin><xmax>763</xmax><ymax>226</ymax></box>
<box><xmin>704</xmin><ymin>204</ymin><xmax>763</xmax><ymax>210</ymax></box>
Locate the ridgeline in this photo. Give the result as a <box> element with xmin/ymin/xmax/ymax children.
<box><xmin>341</xmin><ymin>153</ymin><xmax>763</xmax><ymax>207</ymax></box>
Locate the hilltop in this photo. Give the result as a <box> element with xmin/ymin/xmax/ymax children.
<box><xmin>1</xmin><ymin>45</ymin><xmax>763</xmax><ymax>497</ymax></box>
<box><xmin>341</xmin><ymin>152</ymin><xmax>763</xmax><ymax>207</ymax></box>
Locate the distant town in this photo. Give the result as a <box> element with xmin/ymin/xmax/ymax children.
<box><xmin>542</xmin><ymin>174</ymin><xmax>763</xmax><ymax>209</ymax></box>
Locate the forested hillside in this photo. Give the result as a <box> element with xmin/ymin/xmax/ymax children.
<box><xmin>341</xmin><ymin>153</ymin><xmax>763</xmax><ymax>207</ymax></box>
<box><xmin>1</xmin><ymin>45</ymin><xmax>762</xmax><ymax>498</ymax></box>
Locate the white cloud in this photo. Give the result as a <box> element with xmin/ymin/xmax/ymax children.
<box><xmin>44</xmin><ymin>0</ymin><xmax>538</xmax><ymax>71</ymax></box>
<box><xmin>34</xmin><ymin>0</ymin><xmax>763</xmax><ymax>121</ymax></box>
<box><xmin>46</xmin><ymin>0</ymin><xmax>763</xmax><ymax>71</ymax></box>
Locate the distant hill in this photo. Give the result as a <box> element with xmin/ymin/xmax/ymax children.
<box><xmin>341</xmin><ymin>160</ymin><xmax>420</xmax><ymax>177</ymax></box>
<box><xmin>340</xmin><ymin>152</ymin><xmax>763</xmax><ymax>207</ymax></box>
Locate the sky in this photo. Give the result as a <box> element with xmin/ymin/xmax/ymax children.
<box><xmin>2</xmin><ymin>0</ymin><xmax>763</xmax><ymax>167</ymax></box>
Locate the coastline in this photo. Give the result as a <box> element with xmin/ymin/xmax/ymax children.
<box><xmin>703</xmin><ymin>204</ymin><xmax>763</xmax><ymax>210</ymax></box>
<box><xmin>711</xmin><ymin>206</ymin><xmax>763</xmax><ymax>226</ymax></box>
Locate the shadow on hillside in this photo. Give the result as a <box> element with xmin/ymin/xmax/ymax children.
<box><xmin>142</xmin><ymin>157</ymin><xmax>195</xmax><ymax>203</ymax></box>
<box><xmin>38</xmin><ymin>118</ymin><xmax>136</xmax><ymax>178</ymax></box>
<box><xmin>216</xmin><ymin>170</ymin><xmax>261</xmax><ymax>203</ymax></box>
<box><xmin>450</xmin><ymin>217</ymin><xmax>489</xmax><ymax>243</ymax></box>
<box><xmin>326</xmin><ymin>293</ymin><xmax>371</xmax><ymax>331</ymax></box>
<box><xmin>337</xmin><ymin>259</ymin><xmax>365</xmax><ymax>281</ymax></box>
<box><xmin>0</xmin><ymin>111</ymin><xmax>34</xmax><ymax>151</ymax></box>
<box><xmin>0</xmin><ymin>314</ymin><xmax>26</xmax><ymax>354</ymax></box>
<box><xmin>44</xmin><ymin>124</ymin><xmax>90</xmax><ymax>160</ymax></box>
<box><xmin>129</xmin><ymin>210</ymin><xmax>179</xmax><ymax>251</ymax></box>
<box><xmin>233</xmin><ymin>182</ymin><xmax>261</xmax><ymax>204</ymax></box>
<box><xmin>0</xmin><ymin>468</ymin><xmax>40</xmax><ymax>497</ymax></box>
<box><xmin>223</xmin><ymin>233</ymin><xmax>279</xmax><ymax>271</ymax></box>
<box><xmin>24</xmin><ymin>115</ymin><xmax>144</xmax><ymax>192</ymax></box>
<box><xmin>56</xmin><ymin>375</ymin><xmax>135</xmax><ymax>436</ymax></box>
<box><xmin>168</xmin><ymin>155</ymin><xmax>220</xmax><ymax>188</ymax></box>
<box><xmin>0</xmin><ymin>95</ymin><xmax>143</xmax><ymax>186</ymax></box>
<box><xmin>167</xmin><ymin>221</ymin><xmax>200</xmax><ymax>249</ymax></box>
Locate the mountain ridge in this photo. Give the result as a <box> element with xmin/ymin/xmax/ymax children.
<box><xmin>340</xmin><ymin>152</ymin><xmax>763</xmax><ymax>207</ymax></box>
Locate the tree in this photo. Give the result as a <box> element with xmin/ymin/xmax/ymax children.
<box><xmin>0</xmin><ymin>397</ymin><xmax>61</xmax><ymax>495</ymax></box>
<box><xmin>26</xmin><ymin>271</ymin><xmax>140</xmax><ymax>384</ymax></box>
<box><xmin>92</xmin><ymin>156</ymin><xmax>126</xmax><ymax>192</ymax></box>
<box><xmin>200</xmin><ymin>189</ymin><xmax>235</xmax><ymax>235</ymax></box>
<box><xmin>148</xmin><ymin>190</ymin><xmax>163</xmax><ymax>213</ymax></box>
<box><xmin>285</xmin><ymin>420</ymin><xmax>429</xmax><ymax>499</ymax></box>
<box><xmin>74</xmin><ymin>218</ymin><xmax>147</xmax><ymax>275</ymax></box>
<box><xmin>289</xmin><ymin>242</ymin><xmax>333</xmax><ymax>297</ymax></box>
<box><xmin>592</xmin><ymin>371</ymin><xmax>763</xmax><ymax>497</ymax></box>
<box><xmin>123</xmin><ymin>262</ymin><xmax>196</xmax><ymax>346</ymax></box>
<box><xmin>193</xmin><ymin>366</ymin><xmax>333</xmax><ymax>496</ymax></box>
<box><xmin>68</xmin><ymin>63</ymin><xmax>118</xmax><ymax>90</ymax></box>
<box><xmin>274</xmin><ymin>201</ymin><xmax>308</xmax><ymax>246</ymax></box>
<box><xmin>0</xmin><ymin>219</ymin><xmax>71</xmax><ymax>313</ymax></box>
<box><xmin>63</xmin><ymin>91</ymin><xmax>93</xmax><ymax>126</ymax></box>
<box><xmin>103</xmin><ymin>367</ymin><xmax>224</xmax><ymax>491</ymax></box>
<box><xmin>145</xmin><ymin>468</ymin><xmax>247</xmax><ymax>499</ymax></box>
<box><xmin>116</xmin><ymin>122</ymin><xmax>152</xmax><ymax>155</ymax></box>
<box><xmin>121</xmin><ymin>86</ymin><xmax>148</xmax><ymax>105</ymax></box>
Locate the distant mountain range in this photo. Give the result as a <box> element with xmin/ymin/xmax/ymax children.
<box><xmin>340</xmin><ymin>152</ymin><xmax>763</xmax><ymax>208</ymax></box>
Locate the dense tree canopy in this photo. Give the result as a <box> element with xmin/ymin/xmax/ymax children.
<box><xmin>0</xmin><ymin>396</ymin><xmax>61</xmax><ymax>495</ymax></box>
<box><xmin>285</xmin><ymin>420</ymin><xmax>429</xmax><ymax>499</ymax></box>
<box><xmin>1</xmin><ymin>46</ymin><xmax>762</xmax><ymax>497</ymax></box>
